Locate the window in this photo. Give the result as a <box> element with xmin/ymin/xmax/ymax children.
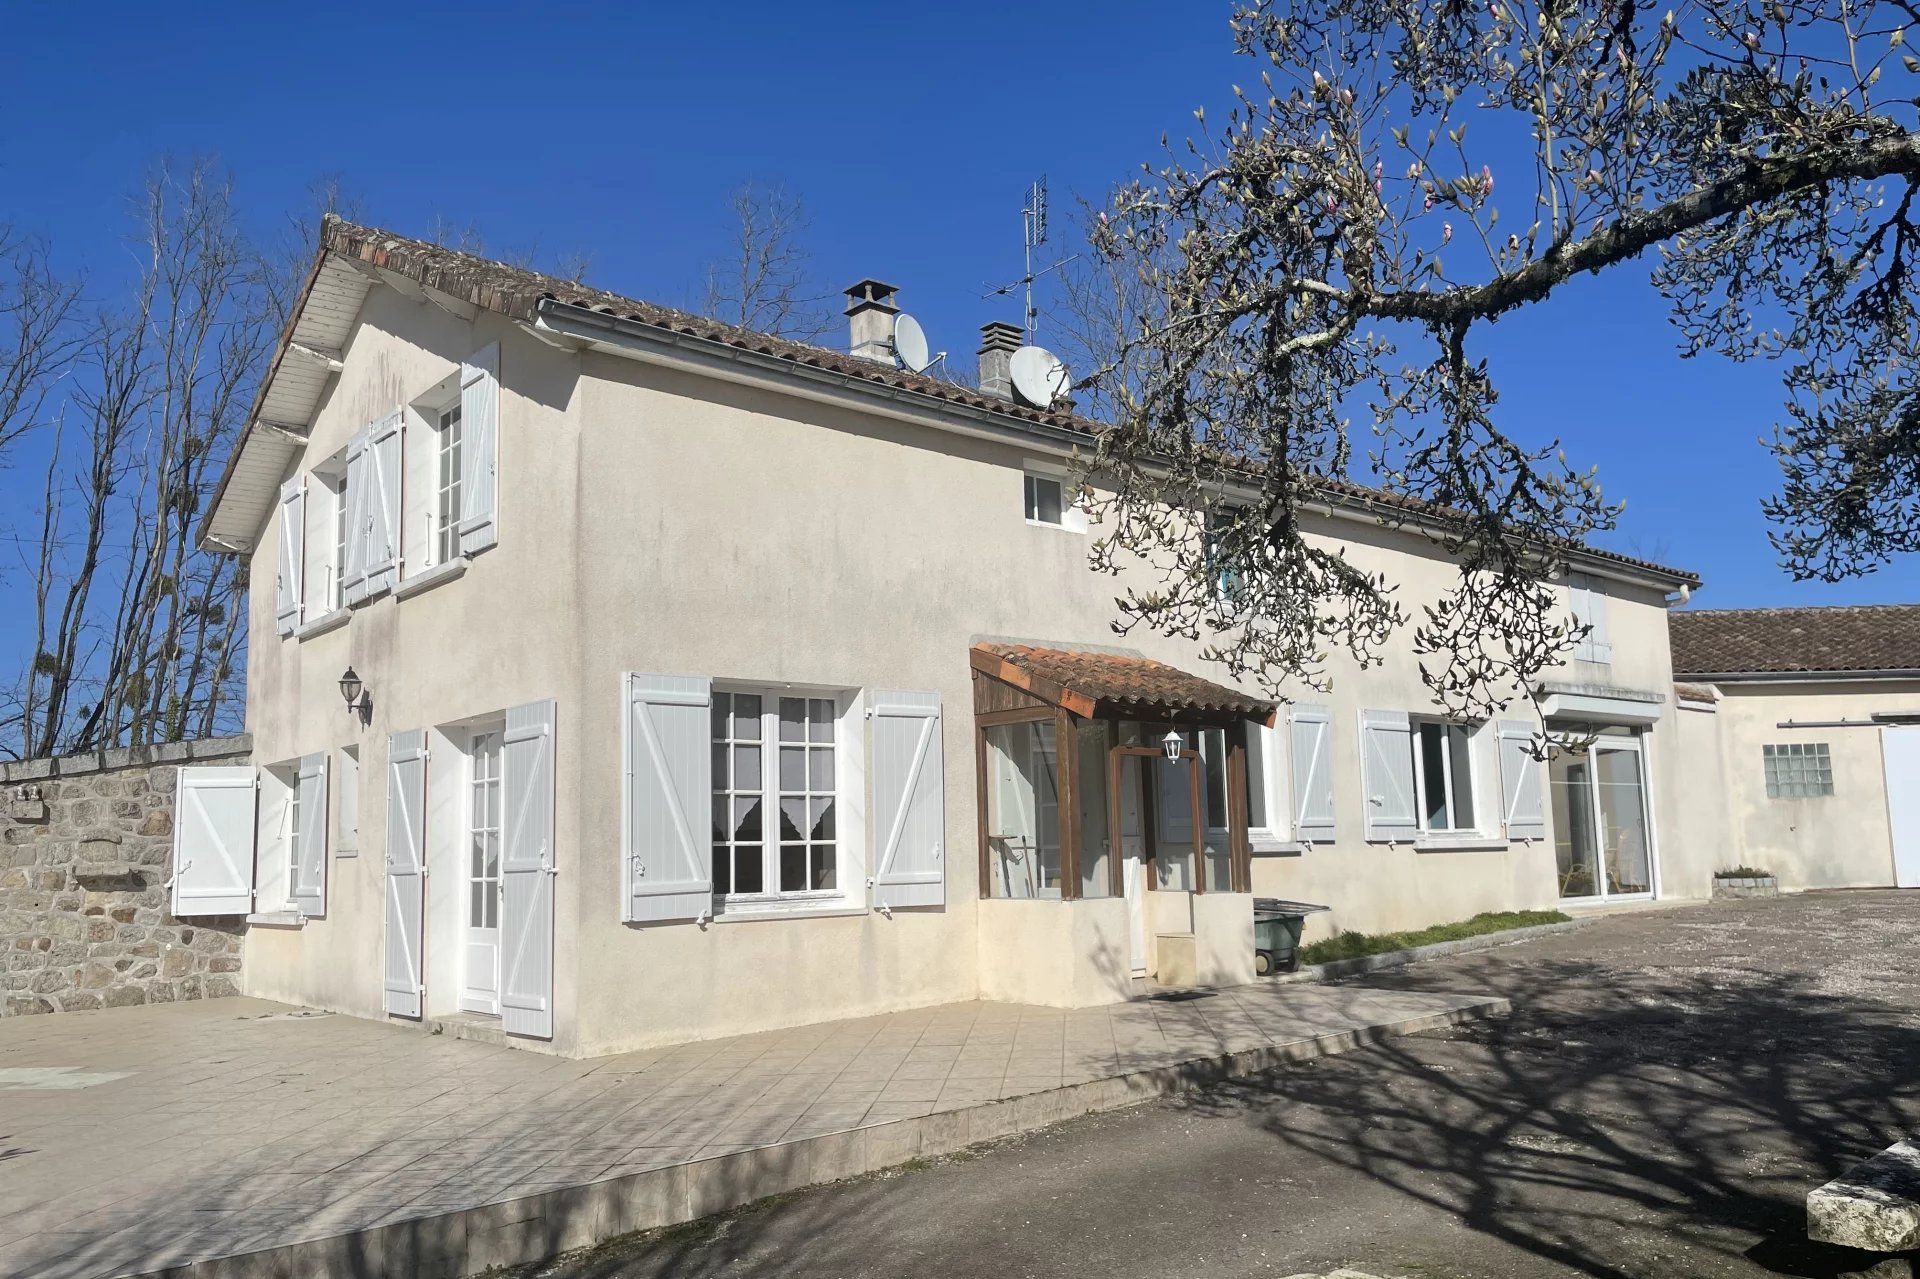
<box><xmin>710</xmin><ymin>690</ymin><xmax>840</xmax><ymax>901</ymax></box>
<box><xmin>436</xmin><ymin>404</ymin><xmax>464</xmax><ymax>565</ymax></box>
<box><xmin>985</xmin><ymin>719</ymin><xmax>1062</xmax><ymax>897</ymax></box>
<box><xmin>1763</xmin><ymin>742</ymin><xmax>1833</xmax><ymax>798</ymax></box>
<box><xmin>1204</xmin><ymin>509</ymin><xmax>1246</xmax><ymax>605</ymax></box>
<box><xmin>1025</xmin><ymin>473</ymin><xmax>1064</xmax><ymax>526</ymax></box>
<box><xmin>470</xmin><ymin>730</ymin><xmax>502</xmax><ymax>928</ymax></box>
<box><xmin>1413</xmin><ymin>720</ymin><xmax>1477</xmax><ymax>833</ymax></box>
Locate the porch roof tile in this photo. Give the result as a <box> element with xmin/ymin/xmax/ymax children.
<box><xmin>973</xmin><ymin>643</ymin><xmax>1276</xmax><ymax>721</ymax></box>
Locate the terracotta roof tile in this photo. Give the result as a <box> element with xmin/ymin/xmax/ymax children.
<box><xmin>1670</xmin><ymin>604</ymin><xmax>1920</xmax><ymax>677</ymax></box>
<box><xmin>977</xmin><ymin>644</ymin><xmax>1275</xmax><ymax>718</ymax></box>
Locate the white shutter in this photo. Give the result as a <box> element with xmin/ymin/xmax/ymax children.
<box><xmin>1570</xmin><ymin>573</ymin><xmax>1612</xmax><ymax>663</ymax></box>
<box><xmin>171</xmin><ymin>766</ymin><xmax>257</xmax><ymax>916</ymax></box>
<box><xmin>289</xmin><ymin>752</ymin><xmax>328</xmax><ymax>917</ymax></box>
<box><xmin>1497</xmin><ymin>720</ymin><xmax>1548</xmax><ymax>841</ymax></box>
<box><xmin>275</xmin><ymin>477</ymin><xmax>305</xmax><ymax>636</ymax></box>
<box><xmin>341</xmin><ymin>429</ymin><xmax>370</xmax><ymax>605</ymax></box>
<box><xmin>1289</xmin><ymin>706</ymin><xmax>1335</xmax><ymax>844</ymax></box>
<box><xmin>384</xmin><ymin>730</ymin><xmax>428</xmax><ymax>1019</ymax></box>
<box><xmin>459</xmin><ymin>342</ymin><xmax>499</xmax><ymax>555</ymax></box>
<box><xmin>872</xmin><ymin>690</ymin><xmax>945</xmax><ymax>909</ymax></box>
<box><xmin>625</xmin><ymin>673</ymin><xmax>713</xmax><ymax>922</ymax></box>
<box><xmin>1361</xmin><ymin>709</ymin><xmax>1419</xmax><ymax>842</ymax></box>
<box><xmin>362</xmin><ymin>410</ymin><xmax>403</xmax><ymax>596</ymax></box>
<box><xmin>500</xmin><ymin>699</ymin><xmax>557</xmax><ymax>1039</ymax></box>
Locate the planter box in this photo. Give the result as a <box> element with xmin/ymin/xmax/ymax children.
<box><xmin>1713</xmin><ymin>875</ymin><xmax>1779</xmax><ymax>899</ymax></box>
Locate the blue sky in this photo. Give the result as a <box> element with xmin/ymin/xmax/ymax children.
<box><xmin>1</xmin><ymin>0</ymin><xmax>1912</xmax><ymax>609</ymax></box>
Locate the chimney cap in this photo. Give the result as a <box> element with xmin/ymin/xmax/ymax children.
<box><xmin>978</xmin><ymin>320</ymin><xmax>1025</xmax><ymax>353</ymax></box>
<box><xmin>843</xmin><ymin>279</ymin><xmax>900</xmax><ymax>315</ymax></box>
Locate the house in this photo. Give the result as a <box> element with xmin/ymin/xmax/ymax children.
<box><xmin>1669</xmin><ymin>605</ymin><xmax>1920</xmax><ymax>891</ymax></box>
<box><xmin>171</xmin><ymin>218</ymin><xmax>1704</xmax><ymax>1058</ymax></box>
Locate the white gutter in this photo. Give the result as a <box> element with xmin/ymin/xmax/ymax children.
<box><xmin>533</xmin><ymin>300</ymin><xmax>1699</xmax><ymax>595</ymax></box>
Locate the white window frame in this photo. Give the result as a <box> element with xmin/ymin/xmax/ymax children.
<box><xmin>468</xmin><ymin>726</ymin><xmax>504</xmax><ymax>932</ymax></box>
<box><xmin>435</xmin><ymin>402</ymin><xmax>465</xmax><ymax>568</ymax></box>
<box><xmin>1023</xmin><ymin>464</ymin><xmax>1089</xmax><ymax>533</ymax></box>
<box><xmin>404</xmin><ymin>372</ymin><xmax>463</xmax><ymax>578</ymax></box>
<box><xmin>1569</xmin><ymin>571</ymin><xmax>1611</xmax><ymax>664</ymax></box>
<box><xmin>249</xmin><ymin>760</ymin><xmax>300</xmax><ymax>920</ymax></box>
<box><xmin>335</xmin><ymin>745</ymin><xmax>360</xmax><ymax>856</ymax></box>
<box><xmin>1409</xmin><ymin>718</ymin><xmax>1485</xmax><ymax>837</ymax></box>
<box><xmin>709</xmin><ymin>683</ymin><xmax>866</xmax><ymax>916</ymax></box>
<box><xmin>1246</xmin><ymin>718</ymin><xmax>1293</xmax><ymax>850</ymax></box>
<box><xmin>302</xmin><ymin>453</ymin><xmax>349</xmax><ymax>618</ymax></box>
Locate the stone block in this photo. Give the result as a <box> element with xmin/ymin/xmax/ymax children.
<box><xmin>60</xmin><ymin>991</ymin><xmax>100</xmax><ymax>1011</ymax></box>
<box><xmin>137</xmin><ymin>809</ymin><xmax>172</xmax><ymax>837</ymax></box>
<box><xmin>1809</xmin><ymin>1140</ymin><xmax>1920</xmax><ymax>1252</ymax></box>
<box><xmin>103</xmin><ymin>985</ymin><xmax>146</xmax><ymax>1008</ymax></box>
<box><xmin>204</xmin><ymin>974</ymin><xmax>238</xmax><ymax>998</ymax></box>
<box><xmin>6</xmin><ymin>995</ymin><xmax>52</xmax><ymax>1015</ymax></box>
<box><xmin>162</xmin><ymin>948</ymin><xmax>193</xmax><ymax>978</ymax></box>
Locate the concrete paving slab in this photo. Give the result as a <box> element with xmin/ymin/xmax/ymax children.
<box><xmin>0</xmin><ymin>981</ymin><xmax>1502</xmax><ymax>1278</ymax></box>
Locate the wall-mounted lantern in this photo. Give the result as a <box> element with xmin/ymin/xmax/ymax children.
<box><xmin>339</xmin><ymin>666</ymin><xmax>371</xmax><ymax>725</ymax></box>
<box><xmin>1161</xmin><ymin>729</ymin><xmax>1185</xmax><ymax>763</ymax></box>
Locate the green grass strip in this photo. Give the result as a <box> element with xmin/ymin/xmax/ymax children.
<box><xmin>1295</xmin><ymin>909</ymin><xmax>1571</xmax><ymax>967</ymax></box>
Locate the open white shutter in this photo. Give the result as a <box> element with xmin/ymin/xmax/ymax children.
<box><xmin>171</xmin><ymin>766</ymin><xmax>257</xmax><ymax>916</ymax></box>
<box><xmin>275</xmin><ymin>477</ymin><xmax>305</xmax><ymax>636</ymax></box>
<box><xmin>384</xmin><ymin>730</ymin><xmax>428</xmax><ymax>1019</ymax></box>
<box><xmin>1570</xmin><ymin>573</ymin><xmax>1612</xmax><ymax>663</ymax></box>
<box><xmin>459</xmin><ymin>342</ymin><xmax>499</xmax><ymax>555</ymax></box>
<box><xmin>500</xmin><ymin>699</ymin><xmax>556</xmax><ymax>1040</ymax></box>
<box><xmin>1361</xmin><ymin>709</ymin><xmax>1419</xmax><ymax>842</ymax></box>
<box><xmin>1289</xmin><ymin>706</ymin><xmax>1335</xmax><ymax>843</ymax></box>
<box><xmin>625</xmin><ymin>673</ymin><xmax>713</xmax><ymax>922</ymax></box>
<box><xmin>289</xmin><ymin>753</ymin><xmax>328</xmax><ymax>917</ymax></box>
<box><xmin>341</xmin><ymin>429</ymin><xmax>370</xmax><ymax>605</ymax></box>
<box><xmin>363</xmin><ymin>410</ymin><xmax>403</xmax><ymax>596</ymax></box>
<box><xmin>872</xmin><ymin>690</ymin><xmax>945</xmax><ymax>909</ymax></box>
<box><xmin>1497</xmin><ymin>720</ymin><xmax>1547</xmax><ymax>841</ymax></box>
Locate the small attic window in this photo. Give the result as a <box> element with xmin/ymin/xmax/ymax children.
<box><xmin>1025</xmin><ymin>473</ymin><xmax>1064</xmax><ymax>526</ymax></box>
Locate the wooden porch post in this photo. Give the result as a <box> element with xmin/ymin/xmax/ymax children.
<box><xmin>1058</xmin><ymin>709</ymin><xmax>1080</xmax><ymax>899</ymax></box>
<box><xmin>1189</xmin><ymin>742</ymin><xmax>1206</xmax><ymax>894</ymax></box>
<box><xmin>1226</xmin><ymin>720</ymin><xmax>1252</xmax><ymax>894</ymax></box>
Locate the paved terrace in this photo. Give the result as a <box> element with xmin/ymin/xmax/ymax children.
<box><xmin>0</xmin><ymin>982</ymin><xmax>1505</xmax><ymax>1279</ymax></box>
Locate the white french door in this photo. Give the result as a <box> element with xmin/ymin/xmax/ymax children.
<box><xmin>460</xmin><ymin>730</ymin><xmax>503</xmax><ymax>1015</ymax></box>
<box><xmin>1549</xmin><ymin>731</ymin><xmax>1655</xmax><ymax>903</ymax></box>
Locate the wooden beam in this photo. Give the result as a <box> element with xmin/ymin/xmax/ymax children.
<box><xmin>1058</xmin><ymin>709</ymin><xmax>1080</xmax><ymax>900</ymax></box>
<box><xmin>257</xmin><ymin>420</ymin><xmax>310</xmax><ymax>446</ymax></box>
<box><xmin>967</xmin><ymin>648</ymin><xmax>1097</xmax><ymax>718</ymax></box>
<box><xmin>975</xmin><ymin>722</ymin><xmax>992</xmax><ymax>900</ymax></box>
<box><xmin>1226</xmin><ymin>722</ymin><xmax>1252</xmax><ymax>894</ymax></box>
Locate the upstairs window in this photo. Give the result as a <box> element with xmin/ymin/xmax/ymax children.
<box><xmin>1568</xmin><ymin>572</ymin><xmax>1612</xmax><ymax>664</ymax></box>
<box><xmin>1763</xmin><ymin>742</ymin><xmax>1833</xmax><ymax>797</ymax></box>
<box><xmin>1025</xmin><ymin>473</ymin><xmax>1064</xmax><ymax>526</ymax></box>
<box><xmin>435</xmin><ymin>403</ymin><xmax>464</xmax><ymax>566</ymax></box>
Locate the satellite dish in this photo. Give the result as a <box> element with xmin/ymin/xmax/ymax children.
<box><xmin>893</xmin><ymin>312</ymin><xmax>932</xmax><ymax>373</ymax></box>
<box><xmin>1009</xmin><ymin>344</ymin><xmax>1071</xmax><ymax>408</ymax></box>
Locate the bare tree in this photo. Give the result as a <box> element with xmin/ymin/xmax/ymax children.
<box><xmin>700</xmin><ymin>183</ymin><xmax>835</xmax><ymax>342</ymax></box>
<box><xmin>1084</xmin><ymin>1</ymin><xmax>1920</xmax><ymax>719</ymax></box>
<box><xmin>0</xmin><ymin>227</ymin><xmax>82</xmax><ymax>469</ymax></box>
<box><xmin>5</xmin><ymin>160</ymin><xmax>265</xmax><ymax>759</ymax></box>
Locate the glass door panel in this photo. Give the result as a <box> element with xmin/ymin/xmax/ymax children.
<box><xmin>1596</xmin><ymin>746</ymin><xmax>1652</xmax><ymax>895</ymax></box>
<box><xmin>1549</xmin><ymin>752</ymin><xmax>1600</xmax><ymax>899</ymax></box>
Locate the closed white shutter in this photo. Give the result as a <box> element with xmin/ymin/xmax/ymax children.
<box><xmin>1497</xmin><ymin>720</ymin><xmax>1548</xmax><ymax>841</ymax></box>
<box><xmin>459</xmin><ymin>342</ymin><xmax>499</xmax><ymax>555</ymax></box>
<box><xmin>500</xmin><ymin>699</ymin><xmax>557</xmax><ymax>1040</ymax></box>
<box><xmin>363</xmin><ymin>409</ymin><xmax>403</xmax><ymax>596</ymax></box>
<box><xmin>275</xmin><ymin>477</ymin><xmax>305</xmax><ymax>636</ymax></box>
<box><xmin>1570</xmin><ymin>573</ymin><xmax>1612</xmax><ymax>663</ymax></box>
<box><xmin>171</xmin><ymin>766</ymin><xmax>257</xmax><ymax>916</ymax></box>
<box><xmin>1289</xmin><ymin>706</ymin><xmax>1335</xmax><ymax>843</ymax></box>
<box><xmin>872</xmin><ymin>690</ymin><xmax>945</xmax><ymax>909</ymax></box>
<box><xmin>1361</xmin><ymin>709</ymin><xmax>1419</xmax><ymax>842</ymax></box>
<box><xmin>625</xmin><ymin>673</ymin><xmax>713</xmax><ymax>922</ymax></box>
<box><xmin>384</xmin><ymin>730</ymin><xmax>428</xmax><ymax>1019</ymax></box>
<box><xmin>289</xmin><ymin>752</ymin><xmax>328</xmax><ymax>917</ymax></box>
<box><xmin>341</xmin><ymin>429</ymin><xmax>370</xmax><ymax>605</ymax></box>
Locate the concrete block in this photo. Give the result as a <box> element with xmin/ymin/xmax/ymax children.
<box><xmin>683</xmin><ymin>1142</ymin><xmax>809</xmax><ymax>1219</ymax></box>
<box><xmin>1155</xmin><ymin>932</ymin><xmax>1198</xmax><ymax>987</ymax></box>
<box><xmin>918</xmin><ymin>1108</ymin><xmax>969</xmax><ymax>1158</ymax></box>
<box><xmin>1809</xmin><ymin>1140</ymin><xmax>1920</xmax><ymax>1252</ymax></box>
<box><xmin>966</xmin><ymin>1099</ymin><xmax>1022</xmax><ymax>1144</ymax></box>
<box><xmin>864</xmin><ymin>1116</ymin><xmax>924</xmax><ymax>1168</ymax></box>
<box><xmin>804</xmin><ymin>1128</ymin><xmax>867</xmax><ymax>1183</ymax></box>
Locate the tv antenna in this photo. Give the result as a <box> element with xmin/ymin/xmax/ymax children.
<box><xmin>985</xmin><ymin>177</ymin><xmax>1077</xmax><ymax>342</ymax></box>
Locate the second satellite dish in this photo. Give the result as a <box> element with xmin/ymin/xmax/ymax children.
<box><xmin>1009</xmin><ymin>344</ymin><xmax>1072</xmax><ymax>408</ymax></box>
<box><xmin>893</xmin><ymin>313</ymin><xmax>932</xmax><ymax>373</ymax></box>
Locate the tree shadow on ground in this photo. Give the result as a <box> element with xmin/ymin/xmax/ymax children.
<box><xmin>1181</xmin><ymin>955</ymin><xmax>1920</xmax><ymax>1279</ymax></box>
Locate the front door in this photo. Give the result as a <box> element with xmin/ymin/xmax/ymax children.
<box><xmin>1882</xmin><ymin>727</ymin><xmax>1920</xmax><ymax>888</ymax></box>
<box><xmin>1117</xmin><ymin>755</ymin><xmax>1149</xmax><ymax>977</ymax></box>
<box><xmin>461</xmin><ymin>729</ymin><xmax>503</xmax><ymax>1015</ymax></box>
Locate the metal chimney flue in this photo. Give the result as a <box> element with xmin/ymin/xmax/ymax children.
<box><xmin>977</xmin><ymin>321</ymin><xmax>1023</xmax><ymax>399</ymax></box>
<box><xmin>844</xmin><ymin>280</ymin><xmax>899</xmax><ymax>365</ymax></box>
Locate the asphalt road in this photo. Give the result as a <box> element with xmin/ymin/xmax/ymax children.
<box><xmin>513</xmin><ymin>892</ymin><xmax>1920</xmax><ymax>1279</ymax></box>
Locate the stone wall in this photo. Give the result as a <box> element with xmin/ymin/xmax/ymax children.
<box><xmin>2</xmin><ymin>736</ymin><xmax>251</xmax><ymax>1016</ymax></box>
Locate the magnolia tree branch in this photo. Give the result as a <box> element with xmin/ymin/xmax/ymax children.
<box><xmin>1077</xmin><ymin>0</ymin><xmax>1920</xmax><ymax>723</ymax></box>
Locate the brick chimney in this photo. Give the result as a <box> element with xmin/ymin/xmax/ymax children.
<box><xmin>844</xmin><ymin>280</ymin><xmax>900</xmax><ymax>365</ymax></box>
<box><xmin>977</xmin><ymin>322</ymin><xmax>1023</xmax><ymax>398</ymax></box>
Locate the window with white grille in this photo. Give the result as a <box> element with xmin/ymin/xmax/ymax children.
<box><xmin>1763</xmin><ymin>742</ymin><xmax>1834</xmax><ymax>798</ymax></box>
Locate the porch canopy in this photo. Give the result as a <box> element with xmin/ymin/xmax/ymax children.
<box><xmin>969</xmin><ymin>643</ymin><xmax>1276</xmax><ymax>899</ymax></box>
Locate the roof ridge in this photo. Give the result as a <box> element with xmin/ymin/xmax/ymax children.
<box><xmin>1674</xmin><ymin>603</ymin><xmax>1920</xmax><ymax>617</ymax></box>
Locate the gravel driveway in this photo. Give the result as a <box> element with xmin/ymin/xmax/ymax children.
<box><xmin>514</xmin><ymin>891</ymin><xmax>1920</xmax><ymax>1279</ymax></box>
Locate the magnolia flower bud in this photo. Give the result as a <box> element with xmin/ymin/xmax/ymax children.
<box><xmin>1443</xmin><ymin>222</ymin><xmax>1453</xmax><ymax>243</ymax></box>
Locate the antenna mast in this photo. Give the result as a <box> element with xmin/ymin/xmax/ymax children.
<box><xmin>985</xmin><ymin>175</ymin><xmax>1076</xmax><ymax>344</ymax></box>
